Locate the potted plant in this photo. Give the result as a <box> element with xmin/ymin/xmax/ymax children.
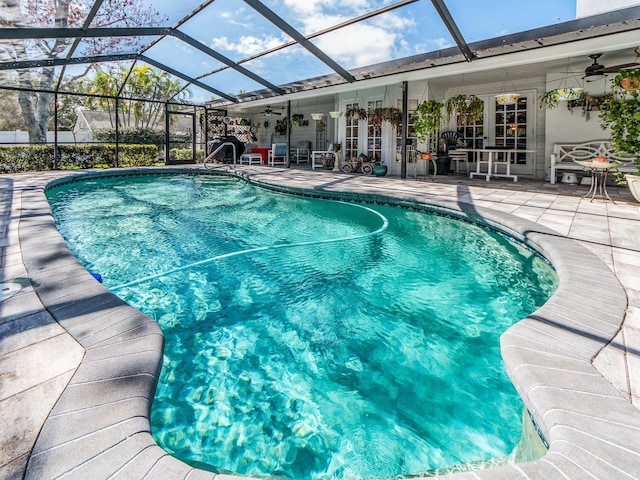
<box><xmin>321</xmin><ymin>154</ymin><xmax>335</xmax><ymax>170</ymax></box>
<box><xmin>369</xmin><ymin>155</ymin><xmax>387</xmax><ymax>176</ymax></box>
<box><xmin>367</xmin><ymin>108</ymin><xmax>384</xmax><ymax>127</ymax></box>
<box><xmin>291</xmin><ymin>113</ymin><xmax>304</xmax><ymax>126</ymax></box>
<box><xmin>619</xmin><ymin>68</ymin><xmax>640</xmax><ymax>92</ymax></box>
<box><xmin>412</xmin><ymin>100</ymin><xmax>444</xmax><ymax>151</ymax></box>
<box><xmin>345</xmin><ymin>106</ymin><xmax>368</xmax><ymax>122</ymax></box>
<box><xmin>274</xmin><ymin>118</ymin><xmax>288</xmax><ymax>136</ymax></box>
<box><xmin>538</xmin><ymin>88</ymin><xmax>584</xmax><ymax>109</ymax></box>
<box><xmin>367</xmin><ymin>107</ymin><xmax>402</xmax><ymax>128</ymax></box>
<box><xmin>599</xmin><ymin>68</ymin><xmax>640</xmax><ymax>201</ymax></box>
<box><xmin>445</xmin><ymin>94</ymin><xmax>484</xmax><ymax>124</ymax></box>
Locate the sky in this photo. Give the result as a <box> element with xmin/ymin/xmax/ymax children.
<box><xmin>40</xmin><ymin>0</ymin><xmax>578</xmax><ymax>103</ymax></box>
<box><xmin>139</xmin><ymin>0</ymin><xmax>577</xmax><ymax>100</ymax></box>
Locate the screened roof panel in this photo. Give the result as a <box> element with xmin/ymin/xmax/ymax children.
<box><xmin>239</xmin><ymin>44</ymin><xmax>335</xmax><ymax>86</ymax></box>
<box><xmin>71</xmin><ymin>36</ymin><xmax>158</xmax><ymax>58</ymax></box>
<box><xmin>144</xmin><ymin>37</ymin><xmax>226</xmax><ymax>78</ymax></box>
<box><xmin>178</xmin><ymin>0</ymin><xmax>293</xmax><ymax>63</ymax></box>
<box><xmin>134</xmin><ymin>0</ymin><xmax>205</xmax><ymax>26</ymax></box>
<box><xmin>180</xmin><ymin>84</ymin><xmax>219</xmax><ymax>105</ymax></box>
<box><xmin>0</xmin><ymin>38</ymin><xmax>75</xmax><ymax>62</ymax></box>
<box><xmin>198</xmin><ymin>68</ymin><xmax>270</xmax><ymax>98</ymax></box>
<box><xmin>445</xmin><ymin>0</ymin><xmax>577</xmax><ymax>43</ymax></box>
<box><xmin>0</xmin><ymin>1</ymin><xmax>91</xmax><ymax>28</ymax></box>
<box><xmin>0</xmin><ymin>66</ymin><xmax>56</xmax><ymax>89</ymax></box>
<box><xmin>1</xmin><ymin>0</ymin><xmax>637</xmax><ymax>107</ymax></box>
<box><xmin>308</xmin><ymin>3</ymin><xmax>454</xmax><ymax>71</ymax></box>
<box><xmin>263</xmin><ymin>0</ymin><xmax>394</xmax><ymax>32</ymax></box>
<box><xmin>89</xmin><ymin>0</ymin><xmax>169</xmax><ymax>28</ymax></box>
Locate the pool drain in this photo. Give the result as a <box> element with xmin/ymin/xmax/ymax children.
<box><xmin>0</xmin><ymin>282</ymin><xmax>22</xmax><ymax>303</ymax></box>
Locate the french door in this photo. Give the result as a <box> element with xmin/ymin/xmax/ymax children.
<box><xmin>455</xmin><ymin>91</ymin><xmax>535</xmax><ymax>176</ymax></box>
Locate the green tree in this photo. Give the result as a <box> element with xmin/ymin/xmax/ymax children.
<box><xmin>0</xmin><ymin>0</ymin><xmax>166</xmax><ymax>142</ymax></box>
<box><xmin>78</xmin><ymin>65</ymin><xmax>190</xmax><ymax>130</ymax></box>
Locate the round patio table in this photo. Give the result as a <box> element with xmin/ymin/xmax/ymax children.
<box><xmin>575</xmin><ymin>160</ymin><xmax>621</xmax><ymax>202</ymax></box>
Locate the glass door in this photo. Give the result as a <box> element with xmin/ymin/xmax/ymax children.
<box><xmin>344</xmin><ymin>102</ymin><xmax>360</xmax><ymax>161</ymax></box>
<box><xmin>366</xmin><ymin>99</ymin><xmax>382</xmax><ymax>162</ymax></box>
<box><xmin>472</xmin><ymin>92</ymin><xmax>535</xmax><ymax>176</ymax></box>
<box><xmin>458</xmin><ymin>115</ymin><xmax>484</xmax><ymax>149</ymax></box>
<box><xmin>494</xmin><ymin>96</ymin><xmax>529</xmax><ymax>164</ymax></box>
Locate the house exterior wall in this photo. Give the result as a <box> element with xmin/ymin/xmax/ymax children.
<box><xmin>542</xmin><ymin>73</ymin><xmax>611</xmax><ymax>177</ymax></box>
<box><xmin>576</xmin><ymin>0</ymin><xmax>640</xmax><ymax>17</ymax></box>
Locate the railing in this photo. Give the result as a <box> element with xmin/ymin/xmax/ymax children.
<box><xmin>203</xmin><ymin>142</ymin><xmax>236</xmax><ymax>169</ymax></box>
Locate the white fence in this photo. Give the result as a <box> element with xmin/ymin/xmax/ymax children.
<box><xmin>0</xmin><ymin>131</ymin><xmax>93</xmax><ymax>145</ymax></box>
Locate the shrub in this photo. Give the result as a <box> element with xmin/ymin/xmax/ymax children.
<box><xmin>0</xmin><ymin>144</ymin><xmax>159</xmax><ymax>173</ymax></box>
<box><xmin>94</xmin><ymin>127</ymin><xmax>165</xmax><ymax>146</ymax></box>
<box><xmin>169</xmin><ymin>148</ymin><xmax>205</xmax><ymax>163</ymax></box>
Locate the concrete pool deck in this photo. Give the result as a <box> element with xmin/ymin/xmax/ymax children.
<box><xmin>1</xmin><ymin>165</ymin><xmax>640</xmax><ymax>479</ymax></box>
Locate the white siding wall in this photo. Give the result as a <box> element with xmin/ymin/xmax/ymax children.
<box><xmin>576</xmin><ymin>0</ymin><xmax>640</xmax><ymax>17</ymax></box>
<box><xmin>542</xmin><ymin>73</ymin><xmax>611</xmax><ymax>177</ymax></box>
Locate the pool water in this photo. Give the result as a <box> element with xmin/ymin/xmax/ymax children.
<box><xmin>47</xmin><ymin>173</ymin><xmax>557</xmax><ymax>479</ymax></box>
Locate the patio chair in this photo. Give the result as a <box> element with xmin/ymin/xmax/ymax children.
<box><xmin>449</xmin><ymin>150</ymin><xmax>470</xmax><ymax>173</ymax></box>
<box><xmin>440</xmin><ymin>131</ymin><xmax>464</xmax><ymax>153</ymax></box>
<box><xmin>291</xmin><ymin>141</ymin><xmax>311</xmax><ymax>164</ymax></box>
<box><xmin>268</xmin><ymin>143</ymin><xmax>288</xmax><ymax>166</ymax></box>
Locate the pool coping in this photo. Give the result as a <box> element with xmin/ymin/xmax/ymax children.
<box><xmin>13</xmin><ymin>167</ymin><xmax>640</xmax><ymax>479</ymax></box>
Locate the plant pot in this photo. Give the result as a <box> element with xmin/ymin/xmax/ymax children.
<box><xmin>321</xmin><ymin>155</ymin><xmax>334</xmax><ymax>169</ymax></box>
<box><xmin>436</xmin><ymin>157</ymin><xmax>451</xmax><ymax>175</ymax></box>
<box><xmin>420</xmin><ymin>153</ymin><xmax>432</xmax><ymax>160</ymax></box>
<box><xmin>373</xmin><ymin>165</ymin><xmax>387</xmax><ymax>176</ymax></box>
<box><xmin>620</xmin><ymin>77</ymin><xmax>640</xmax><ymax>92</ymax></box>
<box><xmin>626</xmin><ymin>174</ymin><xmax>640</xmax><ymax>202</ymax></box>
<box><xmin>555</xmin><ymin>87</ymin><xmax>584</xmax><ymax>101</ymax></box>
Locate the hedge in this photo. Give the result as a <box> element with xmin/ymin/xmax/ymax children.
<box><xmin>169</xmin><ymin>148</ymin><xmax>205</xmax><ymax>163</ymax></box>
<box><xmin>94</xmin><ymin>127</ymin><xmax>166</xmax><ymax>146</ymax></box>
<box><xmin>0</xmin><ymin>144</ymin><xmax>159</xmax><ymax>174</ymax></box>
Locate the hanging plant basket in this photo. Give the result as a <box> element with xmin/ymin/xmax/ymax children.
<box><xmin>412</xmin><ymin>100</ymin><xmax>444</xmax><ymax>144</ymax></box>
<box><xmin>311</xmin><ymin>113</ymin><xmax>324</xmax><ymax>121</ymax></box>
<box><xmin>445</xmin><ymin>94</ymin><xmax>484</xmax><ymax>124</ymax></box>
<box><xmin>367</xmin><ymin>107</ymin><xmax>401</xmax><ymax>128</ymax></box>
<box><xmin>539</xmin><ymin>88</ymin><xmax>585</xmax><ymax>109</ymax></box>
<box><xmin>329</xmin><ymin>111</ymin><xmax>343</xmax><ymax>118</ymax></box>
<box><xmin>555</xmin><ymin>87</ymin><xmax>584</xmax><ymax>101</ymax></box>
<box><xmin>620</xmin><ymin>77</ymin><xmax>640</xmax><ymax>92</ymax></box>
<box><xmin>495</xmin><ymin>93</ymin><xmax>519</xmax><ymax>105</ymax></box>
<box><xmin>345</xmin><ymin>107</ymin><xmax>368</xmax><ymax>121</ymax></box>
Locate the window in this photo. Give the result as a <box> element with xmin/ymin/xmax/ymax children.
<box><xmin>344</xmin><ymin>102</ymin><xmax>359</xmax><ymax>160</ymax></box>
<box><xmin>457</xmin><ymin>114</ymin><xmax>484</xmax><ymax>149</ymax></box>
<box><xmin>398</xmin><ymin>99</ymin><xmax>418</xmax><ymax>162</ymax></box>
<box><xmin>366</xmin><ymin>100</ymin><xmax>382</xmax><ymax>161</ymax></box>
<box><xmin>494</xmin><ymin>97</ymin><xmax>528</xmax><ymax>164</ymax></box>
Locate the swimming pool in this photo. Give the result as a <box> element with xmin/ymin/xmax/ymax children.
<box><xmin>46</xmin><ymin>172</ymin><xmax>557</xmax><ymax>479</ymax></box>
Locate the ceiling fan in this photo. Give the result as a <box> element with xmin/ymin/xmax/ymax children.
<box><xmin>583</xmin><ymin>49</ymin><xmax>640</xmax><ymax>81</ymax></box>
<box><xmin>261</xmin><ymin>106</ymin><xmax>282</xmax><ymax>116</ymax></box>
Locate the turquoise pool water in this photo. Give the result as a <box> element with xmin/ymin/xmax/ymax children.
<box><xmin>47</xmin><ymin>173</ymin><xmax>557</xmax><ymax>479</ymax></box>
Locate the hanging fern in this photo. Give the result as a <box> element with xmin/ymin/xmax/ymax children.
<box><xmin>412</xmin><ymin>100</ymin><xmax>444</xmax><ymax>143</ymax></box>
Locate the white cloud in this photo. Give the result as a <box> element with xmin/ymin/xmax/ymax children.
<box><xmin>210</xmin><ymin>35</ymin><xmax>285</xmax><ymax>56</ymax></box>
<box><xmin>313</xmin><ymin>23</ymin><xmax>398</xmax><ymax>67</ymax></box>
<box><xmin>275</xmin><ymin>1</ymin><xmax>416</xmax><ymax>67</ymax></box>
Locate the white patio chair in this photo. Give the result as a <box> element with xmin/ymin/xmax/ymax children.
<box><xmin>267</xmin><ymin>143</ymin><xmax>288</xmax><ymax>166</ymax></box>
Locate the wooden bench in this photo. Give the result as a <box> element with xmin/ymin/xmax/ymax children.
<box><xmin>549</xmin><ymin>140</ymin><xmax>635</xmax><ymax>184</ymax></box>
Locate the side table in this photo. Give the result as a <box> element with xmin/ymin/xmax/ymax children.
<box><xmin>575</xmin><ymin>160</ymin><xmax>621</xmax><ymax>202</ymax></box>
